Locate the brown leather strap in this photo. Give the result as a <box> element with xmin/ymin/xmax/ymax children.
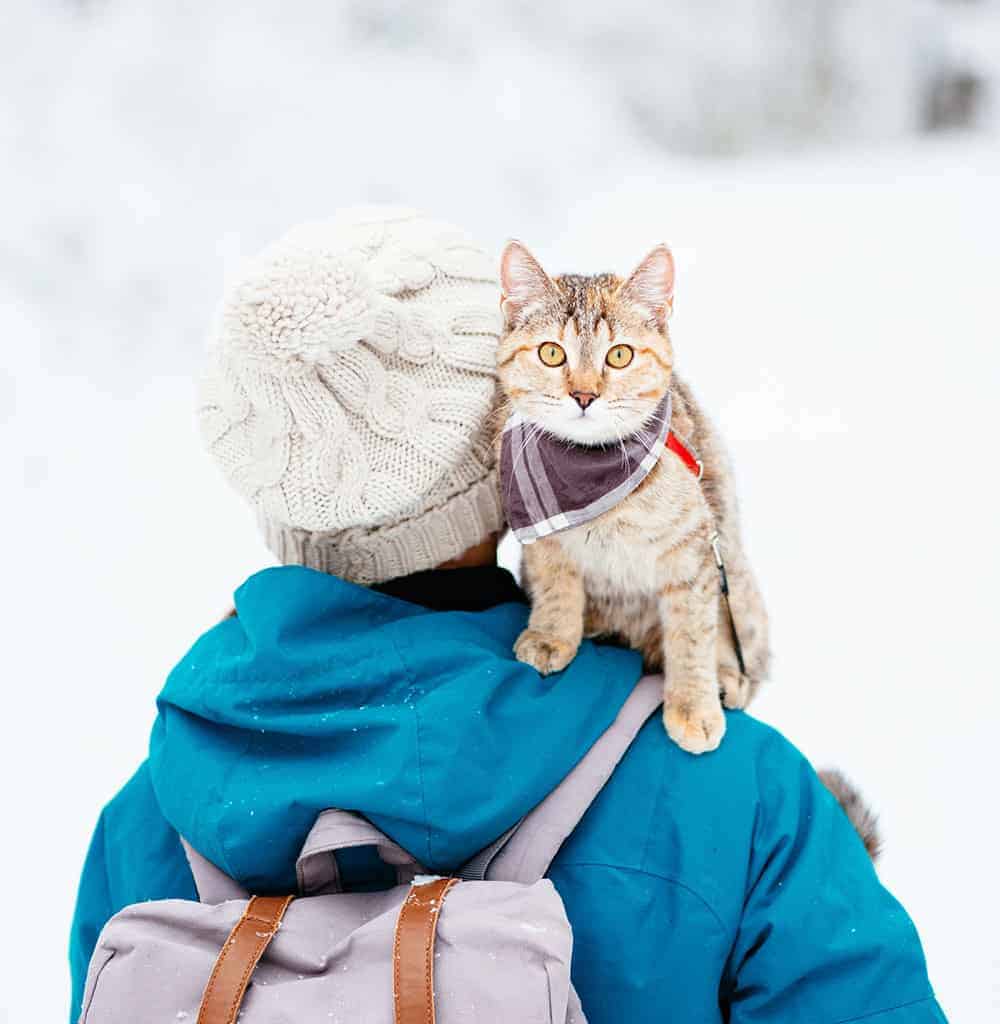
<box><xmin>197</xmin><ymin>895</ymin><xmax>293</xmax><ymax>1024</ymax></box>
<box><xmin>393</xmin><ymin>878</ymin><xmax>459</xmax><ymax>1024</ymax></box>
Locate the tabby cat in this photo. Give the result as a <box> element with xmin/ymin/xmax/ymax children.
<box><xmin>496</xmin><ymin>241</ymin><xmax>770</xmax><ymax>753</ymax></box>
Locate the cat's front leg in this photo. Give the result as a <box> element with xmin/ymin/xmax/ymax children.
<box><xmin>515</xmin><ymin>537</ymin><xmax>586</xmax><ymax>675</ymax></box>
<box><xmin>659</xmin><ymin>540</ymin><xmax>726</xmax><ymax>754</ymax></box>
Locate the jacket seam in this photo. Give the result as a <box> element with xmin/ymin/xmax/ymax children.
<box><xmin>832</xmin><ymin>994</ymin><xmax>937</xmax><ymax>1024</ymax></box>
<box><xmin>638</xmin><ymin>766</ymin><xmax>666</xmax><ymax>875</ymax></box>
<box><xmin>554</xmin><ymin>860</ymin><xmax>727</xmax><ymax>933</ymax></box>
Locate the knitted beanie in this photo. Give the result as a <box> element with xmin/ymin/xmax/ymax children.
<box><xmin>198</xmin><ymin>207</ymin><xmax>505</xmax><ymax>585</ymax></box>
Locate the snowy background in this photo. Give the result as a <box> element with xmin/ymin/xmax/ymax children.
<box><xmin>2</xmin><ymin>1</ymin><xmax>999</xmax><ymax>1021</ymax></box>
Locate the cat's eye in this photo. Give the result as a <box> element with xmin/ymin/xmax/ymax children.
<box><xmin>606</xmin><ymin>344</ymin><xmax>634</xmax><ymax>369</ymax></box>
<box><xmin>538</xmin><ymin>342</ymin><xmax>567</xmax><ymax>367</ymax></box>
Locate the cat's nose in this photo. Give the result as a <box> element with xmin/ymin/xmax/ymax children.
<box><xmin>571</xmin><ymin>391</ymin><xmax>598</xmax><ymax>410</ymax></box>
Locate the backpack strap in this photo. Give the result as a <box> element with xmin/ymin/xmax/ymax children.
<box><xmin>465</xmin><ymin>673</ymin><xmax>663</xmax><ymax>885</ymax></box>
<box><xmin>296</xmin><ymin>809</ymin><xmax>423</xmax><ymax>895</ymax></box>
<box><xmin>393</xmin><ymin>877</ymin><xmax>460</xmax><ymax>1024</ymax></box>
<box><xmin>459</xmin><ymin>823</ymin><xmax>520</xmax><ymax>882</ymax></box>
<box><xmin>196</xmin><ymin>894</ymin><xmax>293</xmax><ymax>1024</ymax></box>
<box><xmin>181</xmin><ymin>838</ymin><xmax>250</xmax><ymax>904</ymax></box>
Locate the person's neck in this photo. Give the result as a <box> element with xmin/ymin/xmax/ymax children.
<box><xmin>435</xmin><ymin>534</ymin><xmax>499</xmax><ymax>570</ymax></box>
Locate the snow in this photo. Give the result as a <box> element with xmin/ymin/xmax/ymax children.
<box><xmin>2</xmin><ymin>3</ymin><xmax>999</xmax><ymax>1023</ymax></box>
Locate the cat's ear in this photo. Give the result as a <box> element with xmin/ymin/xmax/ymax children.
<box><xmin>500</xmin><ymin>241</ymin><xmax>559</xmax><ymax>327</ymax></box>
<box><xmin>618</xmin><ymin>245</ymin><xmax>675</xmax><ymax>330</ymax></box>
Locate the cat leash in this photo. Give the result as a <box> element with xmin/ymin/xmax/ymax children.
<box><xmin>711</xmin><ymin>530</ymin><xmax>748</xmax><ymax>676</ymax></box>
<box><xmin>668</xmin><ymin>431</ymin><xmax>748</xmax><ymax>677</ymax></box>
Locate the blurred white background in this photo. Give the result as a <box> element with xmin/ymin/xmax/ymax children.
<box><xmin>2</xmin><ymin>2</ymin><xmax>999</xmax><ymax>1021</ymax></box>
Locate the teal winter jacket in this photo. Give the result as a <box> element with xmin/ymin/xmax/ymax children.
<box><xmin>70</xmin><ymin>566</ymin><xmax>946</xmax><ymax>1023</ymax></box>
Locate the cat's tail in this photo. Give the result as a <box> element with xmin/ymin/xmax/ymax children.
<box><xmin>818</xmin><ymin>768</ymin><xmax>883</xmax><ymax>861</ymax></box>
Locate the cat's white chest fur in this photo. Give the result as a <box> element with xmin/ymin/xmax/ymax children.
<box><xmin>556</xmin><ymin>520</ymin><xmax>663</xmax><ymax>593</ymax></box>
<box><xmin>553</xmin><ymin>454</ymin><xmax>706</xmax><ymax>595</ymax></box>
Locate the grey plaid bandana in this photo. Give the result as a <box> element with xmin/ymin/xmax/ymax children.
<box><xmin>500</xmin><ymin>394</ymin><xmax>675</xmax><ymax>544</ymax></box>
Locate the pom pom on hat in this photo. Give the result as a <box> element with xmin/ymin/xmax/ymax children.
<box><xmin>198</xmin><ymin>207</ymin><xmax>504</xmax><ymax>585</ymax></box>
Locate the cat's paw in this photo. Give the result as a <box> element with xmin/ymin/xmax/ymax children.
<box><xmin>514</xmin><ymin>629</ymin><xmax>579</xmax><ymax>675</ymax></box>
<box><xmin>719</xmin><ymin>665</ymin><xmax>750</xmax><ymax>709</ymax></box>
<box><xmin>662</xmin><ymin>693</ymin><xmax>726</xmax><ymax>754</ymax></box>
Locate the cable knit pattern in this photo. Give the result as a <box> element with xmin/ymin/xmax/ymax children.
<box><xmin>198</xmin><ymin>207</ymin><xmax>504</xmax><ymax>584</ymax></box>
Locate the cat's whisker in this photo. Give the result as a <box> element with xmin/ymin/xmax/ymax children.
<box><xmin>609</xmin><ymin>409</ymin><xmax>631</xmax><ymax>471</ymax></box>
<box><xmin>630</xmin><ymin>427</ymin><xmax>658</xmax><ymax>457</ymax></box>
<box><xmin>508</xmin><ymin>420</ymin><xmax>545</xmax><ymax>487</ymax></box>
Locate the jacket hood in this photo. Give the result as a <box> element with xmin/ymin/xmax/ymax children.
<box><xmin>149</xmin><ymin>566</ymin><xmax>642</xmax><ymax>892</ymax></box>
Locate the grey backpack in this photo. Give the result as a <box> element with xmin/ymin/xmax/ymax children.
<box><xmin>79</xmin><ymin>676</ymin><xmax>661</xmax><ymax>1024</ymax></box>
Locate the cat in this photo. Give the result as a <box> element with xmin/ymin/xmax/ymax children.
<box><xmin>495</xmin><ymin>241</ymin><xmax>770</xmax><ymax>754</ymax></box>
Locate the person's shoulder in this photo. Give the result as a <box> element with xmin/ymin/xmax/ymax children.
<box><xmin>648</xmin><ymin>708</ymin><xmax>811</xmax><ymax>793</ymax></box>
<box><xmin>711</xmin><ymin>709</ymin><xmax>812</xmax><ymax>778</ymax></box>
<box><xmin>708</xmin><ymin>711</ymin><xmax>836</xmax><ymax>843</ymax></box>
<box><xmin>96</xmin><ymin>762</ymin><xmax>196</xmax><ymax>904</ymax></box>
<box><xmin>655</xmin><ymin>709</ymin><xmax>821</xmax><ymax>848</ymax></box>
<box><xmin>101</xmin><ymin>761</ymin><xmax>159</xmax><ymax>828</ymax></box>
<box><xmin>588</xmin><ymin>708</ymin><xmax>823</xmax><ymax>921</ymax></box>
<box><xmin>98</xmin><ymin>762</ymin><xmax>176</xmax><ymax>866</ymax></box>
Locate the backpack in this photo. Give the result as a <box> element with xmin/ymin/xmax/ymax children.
<box><xmin>78</xmin><ymin>675</ymin><xmax>661</xmax><ymax>1024</ymax></box>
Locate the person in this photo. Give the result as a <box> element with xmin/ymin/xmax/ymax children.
<box><xmin>69</xmin><ymin>208</ymin><xmax>946</xmax><ymax>1023</ymax></box>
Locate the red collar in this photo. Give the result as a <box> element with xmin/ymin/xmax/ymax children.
<box><xmin>666</xmin><ymin>431</ymin><xmax>703</xmax><ymax>479</ymax></box>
